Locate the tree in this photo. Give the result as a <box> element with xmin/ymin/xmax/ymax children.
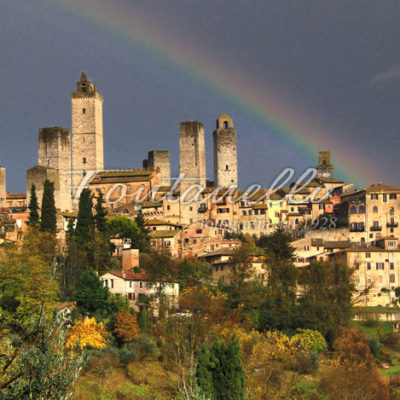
<box><xmin>75</xmin><ymin>189</ymin><xmax>94</xmax><ymax>244</ymax></box>
<box><xmin>66</xmin><ymin>317</ymin><xmax>107</xmax><ymax>350</ymax></box>
<box><xmin>27</xmin><ymin>184</ymin><xmax>39</xmax><ymax>226</ymax></box>
<box><xmin>40</xmin><ymin>179</ymin><xmax>57</xmax><ymax>234</ymax></box>
<box><xmin>75</xmin><ymin>268</ymin><xmax>109</xmax><ymax>316</ymax></box>
<box><xmin>132</xmin><ymin>210</ymin><xmax>151</xmax><ymax>253</ymax></box>
<box><xmin>94</xmin><ymin>191</ymin><xmax>108</xmax><ymax>233</ymax></box>
<box><xmin>258</xmin><ymin>228</ymin><xmax>295</xmax><ymax>262</ymax></box>
<box><xmin>113</xmin><ymin>309</ymin><xmax>140</xmax><ymax>344</ymax></box>
<box><xmin>107</xmin><ymin>216</ymin><xmax>140</xmax><ymax>247</ymax></box>
<box><xmin>197</xmin><ymin>336</ymin><xmax>246</xmax><ymax>400</ymax></box>
<box><xmin>297</xmin><ymin>260</ymin><xmax>355</xmax><ymax>341</ymax></box>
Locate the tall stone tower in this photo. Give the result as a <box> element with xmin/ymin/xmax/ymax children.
<box><xmin>317</xmin><ymin>151</ymin><xmax>334</xmax><ymax>178</ymax></box>
<box><xmin>71</xmin><ymin>71</ymin><xmax>104</xmax><ymax>196</ymax></box>
<box><xmin>213</xmin><ymin>114</ymin><xmax>238</xmax><ymax>187</ymax></box>
<box><xmin>0</xmin><ymin>167</ymin><xmax>6</xmax><ymax>208</ymax></box>
<box><xmin>36</xmin><ymin>126</ymin><xmax>72</xmax><ymax>211</ymax></box>
<box><xmin>179</xmin><ymin>121</ymin><xmax>206</xmax><ymax>224</ymax></box>
<box><xmin>179</xmin><ymin>121</ymin><xmax>206</xmax><ymax>190</ymax></box>
<box><xmin>147</xmin><ymin>150</ymin><xmax>171</xmax><ymax>185</ymax></box>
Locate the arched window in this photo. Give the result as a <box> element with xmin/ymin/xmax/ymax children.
<box><xmin>225</xmin><ymin>165</ymin><xmax>229</xmax><ymax>171</ymax></box>
<box><xmin>223</xmin><ymin>121</ymin><xmax>228</xmax><ymax>129</ymax></box>
<box><xmin>359</xmin><ymin>205</ymin><xmax>365</xmax><ymax>214</ymax></box>
<box><xmin>350</xmin><ymin>205</ymin><xmax>357</xmax><ymax>214</ymax></box>
<box><xmin>373</xmin><ymin>206</ymin><xmax>378</xmax><ymax>213</ymax></box>
<box><xmin>81</xmin><ymin>82</ymin><xmax>86</xmax><ymax>92</ymax></box>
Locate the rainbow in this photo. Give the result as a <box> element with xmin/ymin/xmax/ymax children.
<box><xmin>43</xmin><ymin>0</ymin><xmax>382</xmax><ymax>186</ymax></box>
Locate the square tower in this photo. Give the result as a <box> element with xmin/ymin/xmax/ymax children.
<box><xmin>0</xmin><ymin>167</ymin><xmax>5</xmax><ymax>208</ymax></box>
<box><xmin>38</xmin><ymin>126</ymin><xmax>71</xmax><ymax>211</ymax></box>
<box><xmin>147</xmin><ymin>150</ymin><xmax>170</xmax><ymax>185</ymax></box>
<box><xmin>71</xmin><ymin>71</ymin><xmax>104</xmax><ymax>196</ymax></box>
<box><xmin>179</xmin><ymin>121</ymin><xmax>206</xmax><ymax>190</ymax></box>
<box><xmin>213</xmin><ymin>114</ymin><xmax>238</xmax><ymax>188</ymax></box>
<box><xmin>317</xmin><ymin>151</ymin><xmax>334</xmax><ymax>178</ymax></box>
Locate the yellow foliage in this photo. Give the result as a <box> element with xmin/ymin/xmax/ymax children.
<box><xmin>66</xmin><ymin>318</ymin><xmax>107</xmax><ymax>350</ymax></box>
<box><xmin>114</xmin><ymin>310</ymin><xmax>140</xmax><ymax>343</ymax></box>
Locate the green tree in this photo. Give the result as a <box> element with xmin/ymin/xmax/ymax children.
<box><xmin>138</xmin><ymin>306</ymin><xmax>148</xmax><ymax>333</ymax></box>
<box><xmin>258</xmin><ymin>228</ymin><xmax>295</xmax><ymax>262</ymax></box>
<box><xmin>40</xmin><ymin>180</ymin><xmax>57</xmax><ymax>234</ymax></box>
<box><xmin>107</xmin><ymin>216</ymin><xmax>140</xmax><ymax>247</ymax></box>
<box><xmin>27</xmin><ymin>184</ymin><xmax>39</xmax><ymax>227</ymax></box>
<box><xmin>297</xmin><ymin>260</ymin><xmax>355</xmax><ymax>342</ymax></box>
<box><xmin>75</xmin><ymin>268</ymin><xmax>109</xmax><ymax>316</ymax></box>
<box><xmin>94</xmin><ymin>191</ymin><xmax>108</xmax><ymax>233</ymax></box>
<box><xmin>75</xmin><ymin>189</ymin><xmax>94</xmax><ymax>244</ymax></box>
<box><xmin>132</xmin><ymin>210</ymin><xmax>151</xmax><ymax>253</ymax></box>
<box><xmin>197</xmin><ymin>337</ymin><xmax>246</xmax><ymax>400</ymax></box>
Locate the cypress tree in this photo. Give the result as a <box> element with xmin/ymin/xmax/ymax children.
<box><xmin>27</xmin><ymin>184</ymin><xmax>39</xmax><ymax>227</ymax></box>
<box><xmin>40</xmin><ymin>180</ymin><xmax>57</xmax><ymax>234</ymax></box>
<box><xmin>94</xmin><ymin>191</ymin><xmax>108</xmax><ymax>233</ymax></box>
<box><xmin>75</xmin><ymin>189</ymin><xmax>94</xmax><ymax>244</ymax></box>
<box><xmin>197</xmin><ymin>337</ymin><xmax>246</xmax><ymax>400</ymax></box>
<box><xmin>132</xmin><ymin>210</ymin><xmax>150</xmax><ymax>253</ymax></box>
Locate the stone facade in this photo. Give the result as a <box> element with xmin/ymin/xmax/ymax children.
<box><xmin>317</xmin><ymin>151</ymin><xmax>334</xmax><ymax>178</ymax></box>
<box><xmin>147</xmin><ymin>150</ymin><xmax>170</xmax><ymax>185</ymax></box>
<box><xmin>213</xmin><ymin>114</ymin><xmax>238</xmax><ymax>188</ymax></box>
<box><xmin>71</xmin><ymin>71</ymin><xmax>104</xmax><ymax>198</ymax></box>
<box><xmin>38</xmin><ymin>126</ymin><xmax>71</xmax><ymax>211</ymax></box>
<box><xmin>0</xmin><ymin>167</ymin><xmax>5</xmax><ymax>208</ymax></box>
<box><xmin>26</xmin><ymin>165</ymin><xmax>68</xmax><ymax>211</ymax></box>
<box><xmin>179</xmin><ymin>121</ymin><xmax>206</xmax><ymax>224</ymax></box>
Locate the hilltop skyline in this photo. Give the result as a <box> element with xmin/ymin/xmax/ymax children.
<box><xmin>2</xmin><ymin>0</ymin><xmax>400</xmax><ymax>192</ymax></box>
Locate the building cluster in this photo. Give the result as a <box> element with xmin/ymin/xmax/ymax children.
<box><xmin>1</xmin><ymin>72</ymin><xmax>399</xmax><ymax>307</ymax></box>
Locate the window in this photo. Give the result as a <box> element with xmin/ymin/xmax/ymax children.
<box><xmin>261</xmin><ymin>210</ymin><xmax>266</xmax><ymax>215</ymax></box>
<box><xmin>304</xmin><ymin>246</ymin><xmax>310</xmax><ymax>251</ymax></box>
<box><xmin>376</xmin><ymin>263</ymin><xmax>384</xmax><ymax>270</ymax></box>
<box><xmin>82</xmin><ymin>108</ymin><xmax>86</xmax><ymax>114</ymax></box>
<box><xmin>373</xmin><ymin>206</ymin><xmax>378</xmax><ymax>213</ymax></box>
<box><xmin>350</xmin><ymin>205</ymin><xmax>357</xmax><ymax>214</ymax></box>
<box><xmin>82</xmin><ymin>157</ymin><xmax>87</xmax><ymax>164</ymax></box>
<box><xmin>128</xmin><ymin>293</ymin><xmax>135</xmax><ymax>300</ymax></box>
<box><xmin>104</xmin><ymin>279</ymin><xmax>108</xmax><ymax>287</ymax></box>
<box><xmin>167</xmin><ymin>205</ymin><xmax>170</xmax><ymax>211</ymax></box>
<box><xmin>254</xmin><ymin>210</ymin><xmax>259</xmax><ymax>215</ymax></box>
<box><xmin>242</xmin><ymin>210</ymin><xmax>246</xmax><ymax>216</ymax></box>
<box><xmin>223</xmin><ymin>121</ymin><xmax>228</xmax><ymax>129</ymax></box>
<box><xmin>390</xmin><ymin>207</ymin><xmax>395</xmax><ymax>215</ymax></box>
<box><xmin>366</xmin><ymin>253</ymin><xmax>371</xmax><ymax>258</ymax></box>
<box><xmin>129</xmin><ymin>281</ymin><xmax>132</xmax><ymax>288</ymax></box>
<box><xmin>83</xmin><ymin>170</ymin><xmax>86</xmax><ymax>177</ymax></box>
<box><xmin>390</xmin><ymin>274</ymin><xmax>396</xmax><ymax>283</ymax></box>
<box><xmin>383</xmin><ymin>194</ymin><xmax>388</xmax><ymax>203</ymax></box>
<box><xmin>225</xmin><ymin>165</ymin><xmax>229</xmax><ymax>171</ymax></box>
<box><xmin>390</xmin><ymin>194</ymin><xmax>397</xmax><ymax>200</ymax></box>
<box><xmin>390</xmin><ymin>263</ymin><xmax>394</xmax><ymax>270</ymax></box>
<box><xmin>140</xmin><ymin>282</ymin><xmax>143</xmax><ymax>288</ymax></box>
<box><xmin>359</xmin><ymin>205</ymin><xmax>365</xmax><ymax>213</ymax></box>
<box><xmin>355</xmin><ymin>263</ymin><xmax>360</xmax><ymax>270</ymax></box>
<box><xmin>196</xmin><ymin>229</ymin><xmax>202</xmax><ymax>234</ymax></box>
<box><xmin>367</xmin><ymin>262</ymin><xmax>371</xmax><ymax>270</ymax></box>
<box><xmin>110</xmin><ymin>279</ymin><xmax>114</xmax><ymax>288</ymax></box>
<box><xmin>371</xmin><ymin>194</ymin><xmax>378</xmax><ymax>200</ymax></box>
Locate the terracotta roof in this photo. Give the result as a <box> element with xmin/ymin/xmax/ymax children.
<box><xmin>150</xmin><ymin>229</ymin><xmax>180</xmax><ymax>239</ymax></box>
<box><xmin>345</xmin><ymin>245</ymin><xmax>391</xmax><ymax>253</ymax></box>
<box><xmin>6</xmin><ymin>193</ymin><xmax>26</xmax><ymax>199</ymax></box>
<box><xmin>145</xmin><ymin>219</ymin><xmax>181</xmax><ymax>227</ymax></box>
<box><xmin>366</xmin><ymin>184</ymin><xmax>400</xmax><ymax>194</ymax></box>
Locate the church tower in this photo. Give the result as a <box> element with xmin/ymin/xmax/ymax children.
<box><xmin>213</xmin><ymin>114</ymin><xmax>238</xmax><ymax>187</ymax></box>
<box><xmin>71</xmin><ymin>71</ymin><xmax>104</xmax><ymax>195</ymax></box>
<box><xmin>317</xmin><ymin>151</ymin><xmax>334</xmax><ymax>178</ymax></box>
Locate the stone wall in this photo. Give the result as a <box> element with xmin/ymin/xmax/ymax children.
<box><xmin>148</xmin><ymin>150</ymin><xmax>170</xmax><ymax>185</ymax></box>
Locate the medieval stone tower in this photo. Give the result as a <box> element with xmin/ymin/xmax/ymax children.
<box><xmin>27</xmin><ymin>126</ymin><xmax>72</xmax><ymax>211</ymax></box>
<box><xmin>179</xmin><ymin>121</ymin><xmax>206</xmax><ymax>190</ymax></box>
<box><xmin>317</xmin><ymin>151</ymin><xmax>334</xmax><ymax>178</ymax></box>
<box><xmin>71</xmin><ymin>71</ymin><xmax>104</xmax><ymax>196</ymax></box>
<box><xmin>213</xmin><ymin>114</ymin><xmax>238</xmax><ymax>187</ymax></box>
<box><xmin>179</xmin><ymin>121</ymin><xmax>206</xmax><ymax>223</ymax></box>
<box><xmin>146</xmin><ymin>150</ymin><xmax>171</xmax><ymax>185</ymax></box>
<box><xmin>0</xmin><ymin>167</ymin><xmax>6</xmax><ymax>208</ymax></box>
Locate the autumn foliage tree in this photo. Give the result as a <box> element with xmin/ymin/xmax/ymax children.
<box><xmin>113</xmin><ymin>309</ymin><xmax>140</xmax><ymax>344</ymax></box>
<box><xmin>66</xmin><ymin>317</ymin><xmax>107</xmax><ymax>350</ymax></box>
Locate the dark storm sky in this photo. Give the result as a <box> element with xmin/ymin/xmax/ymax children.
<box><xmin>1</xmin><ymin>0</ymin><xmax>400</xmax><ymax>192</ymax></box>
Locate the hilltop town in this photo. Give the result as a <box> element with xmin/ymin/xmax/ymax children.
<box><xmin>0</xmin><ymin>72</ymin><xmax>399</xmax><ymax>308</ymax></box>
